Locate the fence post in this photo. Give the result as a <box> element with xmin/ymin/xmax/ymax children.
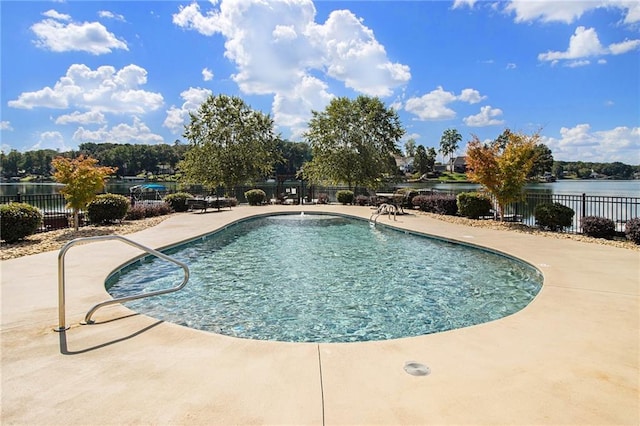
<box><xmin>581</xmin><ymin>193</ymin><xmax>586</xmax><ymax>233</ymax></box>
<box><xmin>16</xmin><ymin>192</ymin><xmax>21</xmax><ymax>203</ymax></box>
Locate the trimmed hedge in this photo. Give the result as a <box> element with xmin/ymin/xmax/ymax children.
<box><xmin>336</xmin><ymin>190</ymin><xmax>354</xmax><ymax>205</ymax></box>
<box><xmin>412</xmin><ymin>194</ymin><xmax>458</xmax><ymax>215</ymax></box>
<box><xmin>87</xmin><ymin>193</ymin><xmax>130</xmax><ymax>224</ymax></box>
<box><xmin>245</xmin><ymin>189</ymin><xmax>266</xmax><ymax>206</ymax></box>
<box><xmin>457</xmin><ymin>192</ymin><xmax>492</xmax><ymax>219</ymax></box>
<box><xmin>625</xmin><ymin>218</ymin><xmax>640</xmax><ymax>245</ymax></box>
<box><xmin>164</xmin><ymin>192</ymin><xmax>193</xmax><ymax>212</ymax></box>
<box><xmin>581</xmin><ymin>216</ymin><xmax>616</xmax><ymax>239</ymax></box>
<box><xmin>534</xmin><ymin>202</ymin><xmax>574</xmax><ymax>231</ymax></box>
<box><xmin>0</xmin><ymin>203</ymin><xmax>43</xmax><ymax>243</ymax></box>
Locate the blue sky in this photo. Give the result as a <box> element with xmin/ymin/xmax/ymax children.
<box><xmin>1</xmin><ymin>0</ymin><xmax>639</xmax><ymax>164</ymax></box>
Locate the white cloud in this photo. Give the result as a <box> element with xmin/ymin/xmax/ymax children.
<box><xmin>458</xmin><ymin>88</ymin><xmax>486</xmax><ymax>104</ymax></box>
<box><xmin>463</xmin><ymin>106</ymin><xmax>505</xmax><ymax>127</ymax></box>
<box><xmin>29</xmin><ymin>131</ymin><xmax>69</xmax><ymax>151</ymax></box>
<box><xmin>163</xmin><ymin>87</ymin><xmax>213</xmax><ymax>134</ymax></box>
<box><xmin>538</xmin><ymin>27</ymin><xmax>640</xmax><ymax>65</ymax></box>
<box><xmin>308</xmin><ymin>9</ymin><xmax>411</xmax><ymax>97</ymax></box>
<box><xmin>506</xmin><ymin>63</ymin><xmax>517</xmax><ymax>70</ymax></box>
<box><xmin>98</xmin><ymin>10</ymin><xmax>126</xmax><ymax>22</ymax></box>
<box><xmin>452</xmin><ymin>0</ymin><xmax>477</xmax><ymax>9</ymax></box>
<box><xmin>272</xmin><ymin>75</ymin><xmax>334</xmax><ymax>138</ymax></box>
<box><xmin>55</xmin><ymin>111</ymin><xmax>106</xmax><ymax>125</ymax></box>
<box><xmin>42</xmin><ymin>9</ymin><xmax>70</xmax><ymax>21</ymax></box>
<box><xmin>504</xmin><ymin>0</ymin><xmax>639</xmax><ymax>24</ymax></box>
<box><xmin>541</xmin><ymin>124</ymin><xmax>640</xmax><ymax>163</ymax></box>
<box><xmin>8</xmin><ymin>64</ymin><xmax>164</xmax><ymax>114</ymax></box>
<box><xmin>31</xmin><ymin>10</ymin><xmax>128</xmax><ymax>54</ymax></box>
<box><xmin>172</xmin><ymin>0</ymin><xmax>410</xmax><ymax>134</ymax></box>
<box><xmin>1</xmin><ymin>121</ymin><xmax>13</xmax><ymax>131</ymax></box>
<box><xmin>404</xmin><ymin>86</ymin><xmax>487</xmax><ymax>121</ymax></box>
<box><xmin>608</xmin><ymin>38</ymin><xmax>640</xmax><ymax>55</ymax></box>
<box><xmin>202</xmin><ymin>68</ymin><xmax>214</xmax><ymax>81</ymax></box>
<box><xmin>73</xmin><ymin>117</ymin><xmax>165</xmax><ymax>145</ymax></box>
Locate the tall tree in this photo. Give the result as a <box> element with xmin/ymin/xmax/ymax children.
<box><xmin>439</xmin><ymin>128</ymin><xmax>462</xmax><ymax>171</ymax></box>
<box><xmin>179</xmin><ymin>94</ymin><xmax>280</xmax><ymax>194</ymax></box>
<box><xmin>274</xmin><ymin>140</ymin><xmax>312</xmax><ymax>176</ymax></box>
<box><xmin>413</xmin><ymin>145</ymin><xmax>436</xmax><ymax>175</ymax></box>
<box><xmin>303</xmin><ymin>96</ymin><xmax>404</xmax><ymax>189</ymax></box>
<box><xmin>404</xmin><ymin>138</ymin><xmax>416</xmax><ymax>157</ymax></box>
<box><xmin>465</xmin><ymin>131</ymin><xmax>538</xmax><ymax>220</ymax></box>
<box><xmin>51</xmin><ymin>155</ymin><xmax>116</xmax><ymax>230</ymax></box>
<box><xmin>528</xmin><ymin>143</ymin><xmax>554</xmax><ymax>178</ymax></box>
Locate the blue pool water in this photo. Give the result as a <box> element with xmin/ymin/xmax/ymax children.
<box><xmin>107</xmin><ymin>214</ymin><xmax>543</xmax><ymax>343</ymax></box>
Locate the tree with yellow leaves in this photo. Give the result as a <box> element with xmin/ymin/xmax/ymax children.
<box><xmin>465</xmin><ymin>130</ymin><xmax>538</xmax><ymax>220</ymax></box>
<box><xmin>51</xmin><ymin>155</ymin><xmax>117</xmax><ymax>230</ymax></box>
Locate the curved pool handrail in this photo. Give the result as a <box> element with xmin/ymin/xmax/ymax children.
<box><xmin>55</xmin><ymin>234</ymin><xmax>190</xmax><ymax>332</ymax></box>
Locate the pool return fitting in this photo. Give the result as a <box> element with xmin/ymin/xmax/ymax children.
<box><xmin>55</xmin><ymin>235</ymin><xmax>190</xmax><ymax>332</ymax></box>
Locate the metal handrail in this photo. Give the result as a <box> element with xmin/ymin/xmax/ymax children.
<box><xmin>55</xmin><ymin>235</ymin><xmax>190</xmax><ymax>332</ymax></box>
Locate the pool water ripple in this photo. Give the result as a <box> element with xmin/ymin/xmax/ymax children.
<box><xmin>107</xmin><ymin>214</ymin><xmax>542</xmax><ymax>343</ymax></box>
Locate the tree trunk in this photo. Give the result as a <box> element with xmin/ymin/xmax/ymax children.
<box><xmin>73</xmin><ymin>209</ymin><xmax>79</xmax><ymax>231</ymax></box>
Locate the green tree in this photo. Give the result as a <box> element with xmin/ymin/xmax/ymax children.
<box><xmin>404</xmin><ymin>138</ymin><xmax>416</xmax><ymax>157</ymax></box>
<box><xmin>465</xmin><ymin>131</ymin><xmax>538</xmax><ymax>220</ymax></box>
<box><xmin>179</xmin><ymin>94</ymin><xmax>280</xmax><ymax>194</ymax></box>
<box><xmin>2</xmin><ymin>149</ymin><xmax>22</xmax><ymax>177</ymax></box>
<box><xmin>274</xmin><ymin>140</ymin><xmax>312</xmax><ymax>176</ymax></box>
<box><xmin>303</xmin><ymin>96</ymin><xmax>404</xmax><ymax>189</ymax></box>
<box><xmin>528</xmin><ymin>143</ymin><xmax>554</xmax><ymax>178</ymax></box>
<box><xmin>51</xmin><ymin>155</ymin><xmax>117</xmax><ymax>230</ymax></box>
<box><xmin>413</xmin><ymin>145</ymin><xmax>436</xmax><ymax>175</ymax></box>
<box><xmin>439</xmin><ymin>128</ymin><xmax>462</xmax><ymax>171</ymax></box>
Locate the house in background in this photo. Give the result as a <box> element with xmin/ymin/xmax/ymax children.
<box><xmin>447</xmin><ymin>156</ymin><xmax>467</xmax><ymax>173</ymax></box>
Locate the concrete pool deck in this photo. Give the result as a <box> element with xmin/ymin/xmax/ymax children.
<box><xmin>1</xmin><ymin>204</ymin><xmax>638</xmax><ymax>425</ymax></box>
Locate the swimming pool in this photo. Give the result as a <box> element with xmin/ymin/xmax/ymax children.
<box><xmin>107</xmin><ymin>213</ymin><xmax>543</xmax><ymax>343</ymax></box>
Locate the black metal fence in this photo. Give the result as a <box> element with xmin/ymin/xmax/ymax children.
<box><xmin>2</xmin><ymin>188</ymin><xmax>639</xmax><ymax>235</ymax></box>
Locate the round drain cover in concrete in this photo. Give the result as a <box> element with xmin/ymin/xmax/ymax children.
<box><xmin>404</xmin><ymin>361</ymin><xmax>430</xmax><ymax>376</ymax></box>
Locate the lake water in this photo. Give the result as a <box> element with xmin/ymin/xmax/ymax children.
<box><xmin>1</xmin><ymin>180</ymin><xmax>638</xmax><ymax>198</ymax></box>
<box><xmin>0</xmin><ymin>181</ymin><xmax>180</xmax><ymax>196</ymax></box>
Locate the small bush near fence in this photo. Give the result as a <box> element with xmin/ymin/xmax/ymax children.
<box><xmin>412</xmin><ymin>194</ymin><xmax>458</xmax><ymax>216</ymax></box>
<box><xmin>164</xmin><ymin>192</ymin><xmax>193</xmax><ymax>212</ymax></box>
<box><xmin>336</xmin><ymin>190</ymin><xmax>354</xmax><ymax>205</ymax></box>
<box><xmin>457</xmin><ymin>192</ymin><xmax>492</xmax><ymax>219</ymax></box>
<box><xmin>581</xmin><ymin>216</ymin><xmax>616</xmax><ymax>239</ymax></box>
<box><xmin>625</xmin><ymin>218</ymin><xmax>640</xmax><ymax>244</ymax></box>
<box><xmin>245</xmin><ymin>189</ymin><xmax>266</xmax><ymax>206</ymax></box>
<box><xmin>534</xmin><ymin>203</ymin><xmax>574</xmax><ymax>231</ymax></box>
<box><xmin>87</xmin><ymin>194</ymin><xmax>130</xmax><ymax>225</ymax></box>
<box><xmin>0</xmin><ymin>203</ymin><xmax>43</xmax><ymax>243</ymax></box>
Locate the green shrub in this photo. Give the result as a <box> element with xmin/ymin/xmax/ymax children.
<box><xmin>0</xmin><ymin>203</ymin><xmax>43</xmax><ymax>243</ymax></box>
<box><xmin>163</xmin><ymin>192</ymin><xmax>193</xmax><ymax>212</ymax></box>
<box><xmin>336</xmin><ymin>190</ymin><xmax>354</xmax><ymax>205</ymax></box>
<box><xmin>412</xmin><ymin>194</ymin><xmax>458</xmax><ymax>215</ymax></box>
<box><xmin>125</xmin><ymin>202</ymin><xmax>172</xmax><ymax>220</ymax></box>
<box><xmin>534</xmin><ymin>202</ymin><xmax>574</xmax><ymax>231</ymax></box>
<box><xmin>87</xmin><ymin>193</ymin><xmax>130</xmax><ymax>225</ymax></box>
<box><xmin>624</xmin><ymin>218</ymin><xmax>640</xmax><ymax>244</ymax></box>
<box><xmin>125</xmin><ymin>204</ymin><xmax>147</xmax><ymax>220</ymax></box>
<box><xmin>244</xmin><ymin>189</ymin><xmax>266</xmax><ymax>206</ymax></box>
<box><xmin>457</xmin><ymin>192</ymin><xmax>493</xmax><ymax>219</ymax></box>
<box><xmin>582</xmin><ymin>216</ymin><xmax>616</xmax><ymax>239</ymax></box>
